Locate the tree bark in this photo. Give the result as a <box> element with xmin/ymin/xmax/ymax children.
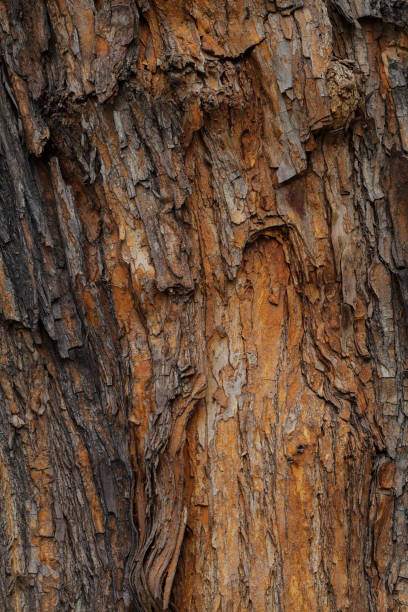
<box><xmin>0</xmin><ymin>0</ymin><xmax>407</xmax><ymax>610</ymax></box>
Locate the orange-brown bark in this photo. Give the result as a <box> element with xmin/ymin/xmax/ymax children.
<box><xmin>0</xmin><ymin>0</ymin><xmax>407</xmax><ymax>610</ymax></box>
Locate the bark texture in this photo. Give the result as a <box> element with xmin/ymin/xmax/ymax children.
<box><xmin>0</xmin><ymin>0</ymin><xmax>407</xmax><ymax>610</ymax></box>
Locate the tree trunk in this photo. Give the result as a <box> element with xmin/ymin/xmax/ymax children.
<box><xmin>0</xmin><ymin>0</ymin><xmax>407</xmax><ymax>610</ymax></box>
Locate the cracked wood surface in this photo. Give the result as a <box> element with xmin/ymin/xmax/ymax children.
<box><xmin>0</xmin><ymin>0</ymin><xmax>407</xmax><ymax>610</ymax></box>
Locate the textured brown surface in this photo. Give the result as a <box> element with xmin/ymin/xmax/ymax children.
<box><xmin>0</xmin><ymin>0</ymin><xmax>407</xmax><ymax>610</ymax></box>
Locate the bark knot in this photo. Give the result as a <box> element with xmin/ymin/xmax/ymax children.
<box><xmin>327</xmin><ymin>60</ymin><xmax>360</xmax><ymax>129</ymax></box>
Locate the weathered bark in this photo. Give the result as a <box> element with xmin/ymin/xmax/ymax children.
<box><xmin>0</xmin><ymin>0</ymin><xmax>407</xmax><ymax>610</ymax></box>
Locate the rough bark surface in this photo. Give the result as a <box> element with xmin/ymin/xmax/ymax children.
<box><xmin>0</xmin><ymin>0</ymin><xmax>407</xmax><ymax>610</ymax></box>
